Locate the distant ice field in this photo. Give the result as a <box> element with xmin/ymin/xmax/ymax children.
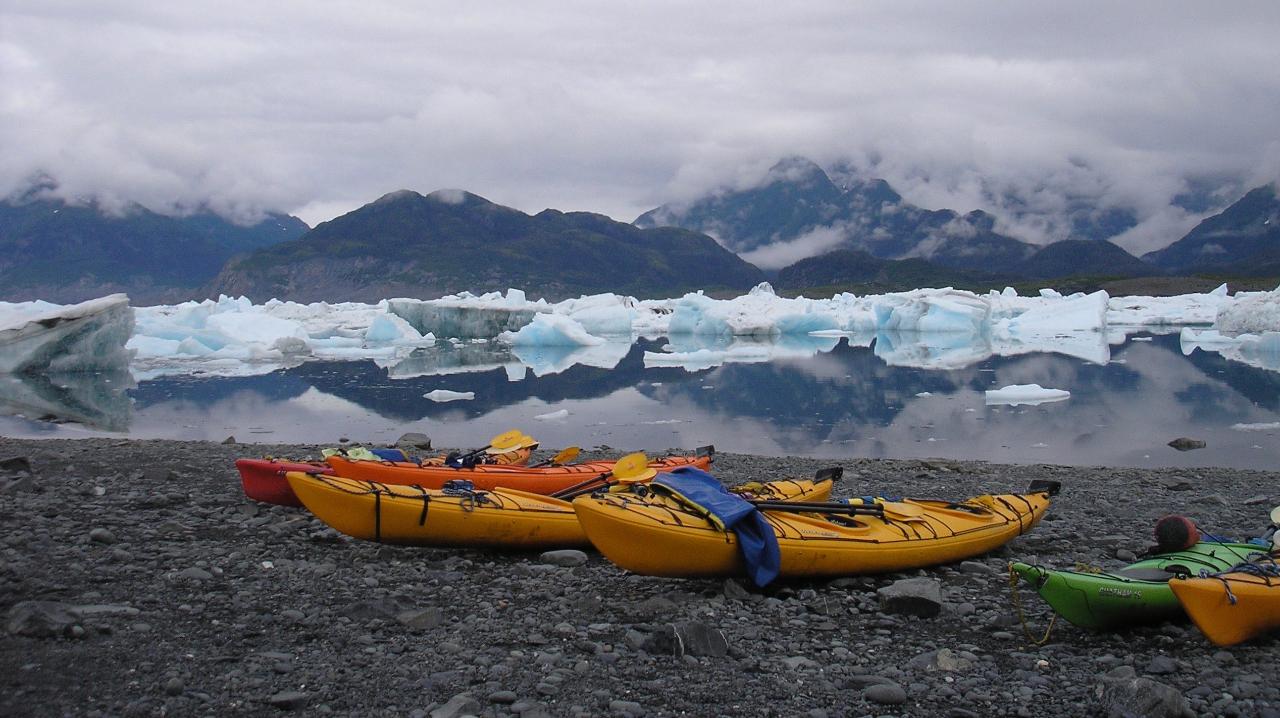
<box><xmin>1</xmin><ymin>283</ymin><xmax>1277</xmax><ymax>469</ymax></box>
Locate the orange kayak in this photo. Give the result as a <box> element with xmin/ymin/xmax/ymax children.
<box><xmin>1170</xmin><ymin>561</ymin><xmax>1280</xmax><ymax>646</ymax></box>
<box><xmin>324</xmin><ymin>451</ymin><xmax>714</xmax><ymax>495</ymax></box>
<box><xmin>236</xmin><ymin>447</ymin><xmax>535</xmax><ymax>506</ymax></box>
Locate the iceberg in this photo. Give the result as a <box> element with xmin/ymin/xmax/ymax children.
<box><xmin>666</xmin><ymin>283</ymin><xmax>840</xmax><ymax>337</ymax></box>
<box><xmin>0</xmin><ymin>294</ymin><xmax>134</xmax><ymax>374</ymax></box>
<box><xmin>1215</xmin><ymin>287</ymin><xmax>1280</xmax><ymax>334</ymax></box>
<box><xmin>873</xmin><ymin>289</ymin><xmax>990</xmax><ymax>335</ymax></box>
<box><xmin>499</xmin><ymin>313</ymin><xmax>605</xmax><ymax>347</ymax></box>
<box><xmin>424</xmin><ymin>389</ymin><xmax>475</xmax><ymax>402</ymax></box>
<box><xmin>129</xmin><ymin>295</ymin><xmax>434</xmax><ymax>378</ymax></box>
<box><xmin>984</xmin><ymin>384</ymin><xmax>1071</xmax><ymax>407</ymax></box>
<box><xmin>1106</xmin><ymin>284</ymin><xmax>1231</xmax><ymax>327</ymax></box>
<box><xmin>388</xmin><ymin>290</ymin><xmax>545</xmax><ymax>338</ymax></box>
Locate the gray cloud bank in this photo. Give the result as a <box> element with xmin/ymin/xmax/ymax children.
<box><xmin>3</xmin><ymin>1</ymin><xmax>1279</xmax><ymax>255</ymax></box>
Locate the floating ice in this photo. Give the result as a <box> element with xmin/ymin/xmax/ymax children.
<box><xmin>666</xmin><ymin>283</ymin><xmax>840</xmax><ymax>337</ymax></box>
<box><xmin>388</xmin><ymin>292</ymin><xmax>544</xmax><ymax>338</ymax></box>
<box><xmin>1106</xmin><ymin>284</ymin><xmax>1231</xmax><ymax>326</ymax></box>
<box><xmin>1216</xmin><ymin>287</ymin><xmax>1280</xmax><ymax>334</ymax></box>
<box><xmin>984</xmin><ymin>384</ymin><xmax>1071</xmax><ymax>406</ymax></box>
<box><xmin>128</xmin><ymin>295</ymin><xmax>434</xmax><ymax>378</ymax></box>
<box><xmin>10</xmin><ymin>281</ymin><xmax>1275</xmax><ymax>384</ymax></box>
<box><xmin>423</xmin><ymin>389</ymin><xmax>475</xmax><ymax>402</ymax></box>
<box><xmin>874</xmin><ymin>289</ymin><xmax>990</xmax><ymax>334</ymax></box>
<box><xmin>499</xmin><ymin>313</ymin><xmax>605</xmax><ymax>347</ymax></box>
<box><xmin>1232</xmin><ymin>422</ymin><xmax>1280</xmax><ymax>431</ymax></box>
<box><xmin>0</xmin><ymin>294</ymin><xmax>134</xmax><ymax>374</ymax></box>
<box><xmin>534</xmin><ymin>408</ymin><xmax>570</xmax><ymax>420</ymax></box>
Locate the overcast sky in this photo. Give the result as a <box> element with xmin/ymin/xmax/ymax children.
<box><xmin>3</xmin><ymin>1</ymin><xmax>1279</xmax><ymax>253</ymax></box>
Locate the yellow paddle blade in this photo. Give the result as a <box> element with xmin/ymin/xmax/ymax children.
<box><xmin>551</xmin><ymin>446</ymin><xmax>581</xmax><ymax>465</ymax></box>
<box><xmin>486</xmin><ymin>429</ymin><xmax>527</xmax><ymax>453</ymax></box>
<box><xmin>612</xmin><ymin>452</ymin><xmax>657</xmax><ymax>483</ymax></box>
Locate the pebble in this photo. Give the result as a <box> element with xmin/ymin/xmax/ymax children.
<box><xmin>864</xmin><ymin>682</ymin><xmax>908</xmax><ymax>705</ymax></box>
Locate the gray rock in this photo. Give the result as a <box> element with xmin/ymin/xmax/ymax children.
<box><xmin>164</xmin><ymin>678</ymin><xmax>184</xmax><ymax>696</ymax></box>
<box><xmin>7</xmin><ymin>601</ymin><xmax>80</xmax><ymax>638</ymax></box>
<box><xmin>0</xmin><ymin>456</ymin><xmax>32</xmax><ymax>474</ymax></box>
<box><xmin>430</xmin><ymin>693</ymin><xmax>480</xmax><ymax>718</ymax></box>
<box><xmin>1095</xmin><ymin>676</ymin><xmax>1188</xmax><ymax>718</ymax></box>
<box><xmin>877</xmin><ymin>577</ymin><xmax>943</xmax><ymax>618</ymax></box>
<box><xmin>1115</xmin><ymin>548</ymin><xmax>1138</xmax><ymax>562</ymax></box>
<box><xmin>1167</xmin><ymin>437</ymin><xmax>1206</xmax><ymax>451</ymax></box>
<box><xmin>843</xmin><ymin>675</ymin><xmax>896</xmax><ymax>689</ymax></box>
<box><xmin>644</xmin><ymin>622</ymin><xmax>728</xmax><ymax>657</ymax></box>
<box><xmin>1</xmin><ymin>475</ymin><xmax>34</xmax><ymax>493</ymax></box>
<box><xmin>539</xmin><ymin>549</ymin><xmax>588</xmax><ymax>567</ymax></box>
<box><xmin>609</xmin><ymin>699</ymin><xmax>644</xmax><ymax>716</ymax></box>
<box><xmin>89</xmin><ymin>527</ymin><xmax>115</xmax><ymax>544</ymax></box>
<box><xmin>722</xmin><ymin>578</ymin><xmax>753</xmax><ymax>600</ymax></box>
<box><xmin>140</xmin><ymin>467</ymin><xmax>177</xmax><ymax>482</ymax></box>
<box><xmin>1143</xmin><ymin>655</ymin><xmax>1179</xmax><ymax>675</ymax></box>
<box><xmin>397</xmin><ymin>607</ymin><xmax>445</xmax><ymax>630</ymax></box>
<box><xmin>910</xmin><ymin>648</ymin><xmax>973</xmax><ymax>672</ymax></box>
<box><xmin>958</xmin><ymin>560</ymin><xmax>996</xmax><ymax>575</ymax></box>
<box><xmin>342</xmin><ymin>598</ymin><xmax>409</xmax><ymax>620</ymax></box>
<box><xmin>267</xmin><ymin>691</ymin><xmax>309</xmax><ymax>710</ymax></box>
<box><xmin>487</xmin><ymin>691</ymin><xmax>517</xmax><ymax>704</ymax></box>
<box><xmin>221</xmin><ymin>435</ymin><xmax>236</xmax><ymax>444</ymax></box>
<box><xmin>782</xmin><ymin>656</ymin><xmax>820</xmax><ymax>670</ymax></box>
<box><xmin>396</xmin><ymin>432</ymin><xmax>433</xmax><ymax>450</ymax></box>
<box><xmin>69</xmin><ymin>604</ymin><xmax>140</xmax><ymax>618</ymax></box>
<box><xmin>175</xmin><ymin>567</ymin><xmax>212</xmax><ymax>581</ymax></box>
<box><xmin>864</xmin><ymin>681</ymin><xmax>908</xmax><ymax>705</ymax></box>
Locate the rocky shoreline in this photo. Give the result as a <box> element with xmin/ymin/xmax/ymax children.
<box><xmin>1</xmin><ymin>437</ymin><xmax>1277</xmax><ymax>717</ymax></box>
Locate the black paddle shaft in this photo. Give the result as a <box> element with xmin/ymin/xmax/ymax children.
<box><xmin>750</xmin><ymin>500</ymin><xmax>885</xmax><ymax>516</ymax></box>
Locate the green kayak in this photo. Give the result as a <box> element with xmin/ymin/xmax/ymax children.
<box><xmin>1011</xmin><ymin>542</ymin><xmax>1267</xmax><ymax>630</ymax></box>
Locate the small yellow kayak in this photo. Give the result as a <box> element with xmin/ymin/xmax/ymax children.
<box><xmin>1171</xmin><ymin>561</ymin><xmax>1280</xmax><ymax>646</ymax></box>
<box><xmin>573</xmin><ymin>482</ymin><xmax>1057</xmax><ymax>579</ymax></box>
<box><xmin>286</xmin><ymin>471</ymin><xmax>834</xmax><ymax>550</ymax></box>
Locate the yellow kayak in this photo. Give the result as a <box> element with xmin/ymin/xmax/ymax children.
<box><xmin>285</xmin><ymin>471</ymin><xmax>834</xmax><ymax>550</ymax></box>
<box><xmin>573</xmin><ymin>482</ymin><xmax>1058</xmax><ymax>579</ymax></box>
<box><xmin>1170</xmin><ymin>560</ymin><xmax>1280</xmax><ymax>646</ymax></box>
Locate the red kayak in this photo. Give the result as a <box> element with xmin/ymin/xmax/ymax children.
<box><xmin>236</xmin><ymin>458</ymin><xmax>331</xmax><ymax>507</ymax></box>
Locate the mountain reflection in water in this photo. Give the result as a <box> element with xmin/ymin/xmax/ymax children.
<box><xmin>1</xmin><ymin>335</ymin><xmax>1277</xmax><ymax>470</ymax></box>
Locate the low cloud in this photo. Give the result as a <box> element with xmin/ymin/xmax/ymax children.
<box><xmin>1</xmin><ymin>2</ymin><xmax>1278</xmax><ymax>251</ymax></box>
<box><xmin>739</xmin><ymin>225</ymin><xmax>849</xmax><ymax>270</ymax></box>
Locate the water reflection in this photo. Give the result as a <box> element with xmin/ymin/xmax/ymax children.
<box><xmin>1</xmin><ymin>334</ymin><xmax>1277</xmax><ymax>470</ymax></box>
<box><xmin>0</xmin><ymin>370</ymin><xmax>134</xmax><ymax>431</ymax></box>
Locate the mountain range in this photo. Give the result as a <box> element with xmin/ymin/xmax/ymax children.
<box><xmin>2</xmin><ymin>161</ymin><xmax>1276</xmax><ymax>304</ymax></box>
<box><xmin>0</xmin><ymin>192</ymin><xmax>307</xmax><ymax>303</ymax></box>
<box><xmin>210</xmin><ymin>190</ymin><xmax>764</xmax><ymax>302</ymax></box>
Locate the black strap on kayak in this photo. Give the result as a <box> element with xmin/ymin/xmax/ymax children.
<box><xmin>413</xmin><ymin>485</ymin><xmax>430</xmax><ymax>526</ymax></box>
<box><xmin>372</xmin><ymin>486</ymin><xmax>383</xmax><ymax>543</ymax></box>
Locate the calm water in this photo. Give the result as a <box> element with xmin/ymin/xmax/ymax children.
<box><xmin>3</xmin><ymin>335</ymin><xmax>1278</xmax><ymax>469</ymax></box>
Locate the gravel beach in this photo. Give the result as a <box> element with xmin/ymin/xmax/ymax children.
<box><xmin>1</xmin><ymin>437</ymin><xmax>1277</xmax><ymax>717</ymax></box>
